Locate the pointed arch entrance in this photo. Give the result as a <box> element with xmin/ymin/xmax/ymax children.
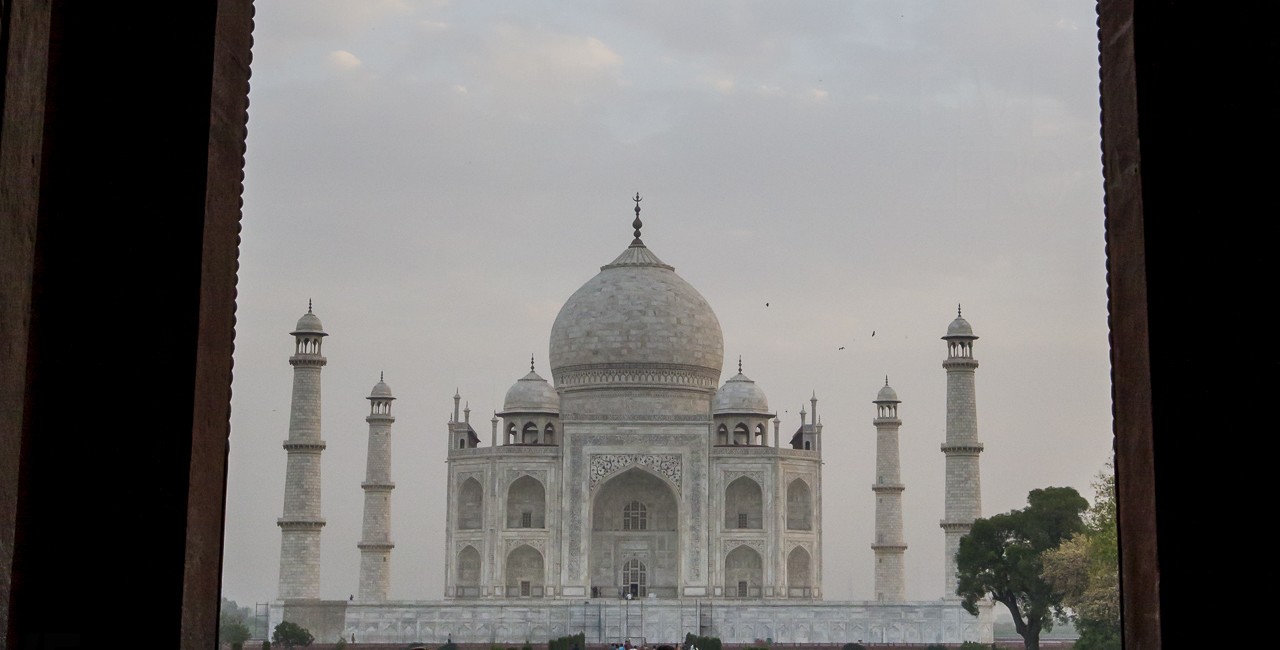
<box><xmin>590</xmin><ymin>467</ymin><xmax>679</xmax><ymax>598</ymax></box>
<box><xmin>505</xmin><ymin>544</ymin><xmax>545</xmax><ymax>597</ymax></box>
<box><xmin>787</xmin><ymin>546</ymin><xmax>812</xmax><ymax>598</ymax></box>
<box><xmin>724</xmin><ymin>545</ymin><xmax>763</xmax><ymax>598</ymax></box>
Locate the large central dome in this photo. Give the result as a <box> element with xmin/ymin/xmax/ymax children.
<box><xmin>549</xmin><ymin>238</ymin><xmax>724</xmax><ymax>397</ymax></box>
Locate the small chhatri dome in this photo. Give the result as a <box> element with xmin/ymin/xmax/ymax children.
<box><xmin>714</xmin><ymin>362</ymin><xmax>771</xmax><ymax>415</ymax></box>
<box><xmin>499</xmin><ymin>365</ymin><xmax>560</xmax><ymax>415</ymax></box>
<box><xmin>875</xmin><ymin>376</ymin><xmax>899</xmax><ymax>403</ymax></box>
<box><xmin>944</xmin><ymin>304</ymin><xmax>976</xmax><ymax>339</ymax></box>
<box><xmin>369</xmin><ymin>373</ymin><xmax>394</xmax><ymax>400</ymax></box>
<box><xmin>292</xmin><ymin>303</ymin><xmax>326</xmax><ymax>336</ymax></box>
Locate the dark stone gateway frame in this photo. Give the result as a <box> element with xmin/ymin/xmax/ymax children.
<box><xmin>4</xmin><ymin>0</ymin><xmax>1255</xmax><ymax>646</ymax></box>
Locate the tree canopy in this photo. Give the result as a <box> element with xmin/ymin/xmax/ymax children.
<box><xmin>272</xmin><ymin>621</ymin><xmax>314</xmax><ymax>648</ymax></box>
<box><xmin>219</xmin><ymin>597</ymin><xmax>253</xmax><ymax>649</ymax></box>
<box><xmin>1041</xmin><ymin>466</ymin><xmax>1120</xmax><ymax>650</ymax></box>
<box><xmin>956</xmin><ymin>486</ymin><xmax>1088</xmax><ymax>650</ymax></box>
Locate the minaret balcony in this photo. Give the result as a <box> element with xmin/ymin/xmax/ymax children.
<box><xmin>277</xmin><ymin>518</ymin><xmax>326</xmax><ymax>529</ymax></box>
<box><xmin>870</xmin><ymin>543</ymin><xmax>907</xmax><ymax>552</ymax></box>
<box><xmin>288</xmin><ymin>355</ymin><xmax>328</xmax><ymax>367</ymax></box>
<box><xmin>357</xmin><ymin>541</ymin><xmax>395</xmax><ymax>551</ymax></box>
<box><xmin>942</xmin><ymin>358</ymin><xmax>979</xmax><ymax>370</ymax></box>
<box><xmin>872</xmin><ymin>417</ymin><xmax>902</xmax><ymax>425</ymax></box>
<box><xmin>939</xmin><ymin>442</ymin><xmax>984</xmax><ymax>454</ymax></box>
<box><xmin>360</xmin><ymin>481</ymin><xmax>395</xmax><ymax>490</ymax></box>
<box><xmin>871</xmin><ymin>483</ymin><xmax>905</xmax><ymax>492</ymax></box>
<box><xmin>283</xmin><ymin>440</ymin><xmax>327</xmax><ymax>452</ymax></box>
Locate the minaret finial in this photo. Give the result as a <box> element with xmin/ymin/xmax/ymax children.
<box><xmin>530</xmin><ymin>354</ymin><xmax>535</xmax><ymax>372</ymax></box>
<box><xmin>631</xmin><ymin>192</ymin><xmax>644</xmax><ymax>244</ymax></box>
<box><xmin>380</xmin><ymin>371</ymin><xmax>384</xmax><ymax>382</ymax></box>
<box><xmin>738</xmin><ymin>355</ymin><xmax>742</xmax><ymax>374</ymax></box>
<box><xmin>308</xmin><ymin>298</ymin><xmax>313</xmax><ymax>313</ymax></box>
<box><xmin>957</xmin><ymin>303</ymin><xmax>962</xmax><ymax>317</ymax></box>
<box><xmin>885</xmin><ymin>375</ymin><xmax>889</xmax><ymax>387</ymax></box>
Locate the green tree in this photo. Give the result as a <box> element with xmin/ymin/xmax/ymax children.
<box><xmin>220</xmin><ymin>619</ymin><xmax>252</xmax><ymax>650</ymax></box>
<box><xmin>219</xmin><ymin>597</ymin><xmax>253</xmax><ymax>649</ymax></box>
<box><xmin>272</xmin><ymin>621</ymin><xmax>314</xmax><ymax>648</ymax></box>
<box><xmin>1041</xmin><ymin>466</ymin><xmax>1120</xmax><ymax>650</ymax></box>
<box><xmin>956</xmin><ymin>486</ymin><xmax>1088</xmax><ymax>650</ymax></box>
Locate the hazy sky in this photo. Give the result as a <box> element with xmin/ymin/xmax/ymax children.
<box><xmin>222</xmin><ymin>0</ymin><xmax>1111</xmax><ymax>607</ymax></box>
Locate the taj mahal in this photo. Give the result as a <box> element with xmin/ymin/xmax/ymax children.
<box><xmin>269</xmin><ymin>198</ymin><xmax>994</xmax><ymax>645</ymax></box>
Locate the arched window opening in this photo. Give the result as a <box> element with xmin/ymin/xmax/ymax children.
<box><xmin>724</xmin><ymin>476</ymin><xmax>763</xmax><ymax>529</ymax></box>
<box><xmin>717</xmin><ymin>424</ymin><xmax>728</xmax><ymax>445</ymax></box>
<box><xmin>521</xmin><ymin>422</ymin><xmax>538</xmax><ymax>444</ymax></box>
<box><xmin>786</xmin><ymin>479</ymin><xmax>812</xmax><ymax>531</ymax></box>
<box><xmin>787</xmin><ymin>546</ymin><xmax>812</xmax><ymax>598</ymax></box>
<box><xmin>724</xmin><ymin>545</ymin><xmax>763</xmax><ymax>598</ymax></box>
<box><xmin>755</xmin><ymin>423</ymin><xmax>766</xmax><ymax>444</ymax></box>
<box><xmin>506</xmin><ymin>475</ymin><xmax>546</xmax><ymax>529</ymax></box>
<box><xmin>543</xmin><ymin>423</ymin><xmax>556</xmax><ymax>445</ymax></box>
<box><xmin>623</xmin><ymin>500</ymin><xmax>647</xmax><ymax>530</ymax></box>
<box><xmin>506</xmin><ymin>423</ymin><xmax>517</xmax><ymax>445</ymax></box>
<box><xmin>622</xmin><ymin>559</ymin><xmax>647</xmax><ymax>598</ymax></box>
<box><xmin>504</xmin><ymin>544</ymin><xmax>545</xmax><ymax>598</ymax></box>
<box><xmin>456</xmin><ymin>545</ymin><xmax>481</xmax><ymax>597</ymax></box>
<box><xmin>733</xmin><ymin>423</ymin><xmax>750</xmax><ymax>445</ymax></box>
<box><xmin>459</xmin><ymin>478</ymin><xmax>484</xmax><ymax>530</ymax></box>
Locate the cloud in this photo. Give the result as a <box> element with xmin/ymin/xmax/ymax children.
<box><xmin>327</xmin><ymin>49</ymin><xmax>363</xmax><ymax>71</ymax></box>
<box><xmin>477</xmin><ymin>24</ymin><xmax>622</xmax><ymax>102</ymax></box>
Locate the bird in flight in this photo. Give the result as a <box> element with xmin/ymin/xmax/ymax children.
<box><xmin>838</xmin><ymin>346</ymin><xmax>845</xmax><ymax>350</ymax></box>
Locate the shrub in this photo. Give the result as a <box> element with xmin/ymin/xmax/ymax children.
<box><xmin>960</xmin><ymin>643</ymin><xmax>988</xmax><ymax>650</ymax></box>
<box><xmin>842</xmin><ymin>644</ymin><xmax>867</xmax><ymax>650</ymax></box>
<box><xmin>549</xmin><ymin>632</ymin><xmax>586</xmax><ymax>650</ymax></box>
<box><xmin>272</xmin><ymin>621</ymin><xmax>314</xmax><ymax>648</ymax></box>
<box><xmin>683</xmin><ymin>633</ymin><xmax>721</xmax><ymax>650</ymax></box>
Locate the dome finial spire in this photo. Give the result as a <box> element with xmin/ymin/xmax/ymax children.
<box><xmin>957</xmin><ymin>303</ymin><xmax>962</xmax><ymax>317</ymax></box>
<box><xmin>738</xmin><ymin>355</ymin><xmax>742</xmax><ymax>374</ymax></box>
<box><xmin>631</xmin><ymin>192</ymin><xmax>644</xmax><ymax>245</ymax></box>
<box><xmin>380</xmin><ymin>371</ymin><xmax>384</xmax><ymax>382</ymax></box>
<box><xmin>885</xmin><ymin>375</ymin><xmax>889</xmax><ymax>387</ymax></box>
<box><xmin>308</xmin><ymin>298</ymin><xmax>313</xmax><ymax>313</ymax></box>
<box><xmin>530</xmin><ymin>354</ymin><xmax>535</xmax><ymax>372</ymax></box>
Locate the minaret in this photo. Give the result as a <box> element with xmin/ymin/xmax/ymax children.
<box><xmin>940</xmin><ymin>306</ymin><xmax>983</xmax><ymax>599</ymax></box>
<box><xmin>357</xmin><ymin>373</ymin><xmax>396</xmax><ymax>602</ymax></box>
<box><xmin>278</xmin><ymin>303</ymin><xmax>327</xmax><ymax>599</ymax></box>
<box><xmin>872</xmin><ymin>377</ymin><xmax>907</xmax><ymax>602</ymax></box>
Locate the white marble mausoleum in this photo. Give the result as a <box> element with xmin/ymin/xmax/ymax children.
<box><xmin>270</xmin><ymin>199</ymin><xmax>993</xmax><ymax>645</ymax></box>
